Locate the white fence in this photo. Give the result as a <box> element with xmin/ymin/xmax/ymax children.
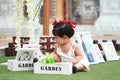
<box><xmin>75</xmin><ymin>25</ymin><xmax>120</xmax><ymax>35</ymax></box>
<box><xmin>0</xmin><ymin>25</ymin><xmax>120</xmax><ymax>36</ymax></box>
<box><xmin>0</xmin><ymin>25</ymin><xmax>42</xmax><ymax>37</ymax></box>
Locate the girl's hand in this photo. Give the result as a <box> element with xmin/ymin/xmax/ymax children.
<box><xmin>71</xmin><ymin>59</ymin><xmax>78</xmax><ymax>65</ymax></box>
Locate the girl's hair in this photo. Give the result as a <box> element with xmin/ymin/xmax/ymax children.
<box><xmin>52</xmin><ymin>22</ymin><xmax>75</xmax><ymax>38</ymax></box>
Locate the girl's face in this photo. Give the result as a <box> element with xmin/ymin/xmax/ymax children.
<box><xmin>54</xmin><ymin>36</ymin><xmax>66</xmax><ymax>45</ymax></box>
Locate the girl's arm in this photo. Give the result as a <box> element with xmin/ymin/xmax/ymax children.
<box><xmin>72</xmin><ymin>43</ymin><xmax>83</xmax><ymax>65</ymax></box>
<box><xmin>50</xmin><ymin>46</ymin><xmax>61</xmax><ymax>62</ymax></box>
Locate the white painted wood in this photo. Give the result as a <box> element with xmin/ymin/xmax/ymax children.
<box><xmin>7</xmin><ymin>60</ymin><xmax>33</xmax><ymax>71</ymax></box>
<box><xmin>34</xmin><ymin>62</ymin><xmax>72</xmax><ymax>75</ymax></box>
<box><xmin>101</xmin><ymin>41</ymin><xmax>119</xmax><ymax>61</ymax></box>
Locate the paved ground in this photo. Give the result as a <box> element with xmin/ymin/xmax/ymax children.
<box><xmin>0</xmin><ymin>37</ymin><xmax>12</xmax><ymax>47</ymax></box>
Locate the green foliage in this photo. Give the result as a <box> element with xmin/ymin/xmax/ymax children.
<box><xmin>39</xmin><ymin>52</ymin><xmax>55</xmax><ymax>63</ymax></box>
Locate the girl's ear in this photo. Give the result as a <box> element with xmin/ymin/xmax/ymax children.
<box><xmin>63</xmin><ymin>35</ymin><xmax>68</xmax><ymax>39</ymax></box>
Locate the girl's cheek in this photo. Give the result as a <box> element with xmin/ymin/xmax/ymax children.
<box><xmin>55</xmin><ymin>40</ymin><xmax>59</xmax><ymax>43</ymax></box>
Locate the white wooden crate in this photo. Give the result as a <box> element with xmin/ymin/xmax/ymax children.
<box><xmin>34</xmin><ymin>62</ymin><xmax>72</xmax><ymax>75</ymax></box>
<box><xmin>7</xmin><ymin>60</ymin><xmax>33</xmax><ymax>71</ymax></box>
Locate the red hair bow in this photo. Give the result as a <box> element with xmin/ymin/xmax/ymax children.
<box><xmin>52</xmin><ymin>19</ymin><xmax>76</xmax><ymax>28</ymax></box>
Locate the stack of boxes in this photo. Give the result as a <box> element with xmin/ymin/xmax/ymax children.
<box><xmin>5</xmin><ymin>36</ymin><xmax>56</xmax><ymax>56</ymax></box>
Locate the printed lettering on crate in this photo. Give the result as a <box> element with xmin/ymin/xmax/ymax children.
<box><xmin>15</xmin><ymin>48</ymin><xmax>36</xmax><ymax>61</ymax></box>
<box><xmin>8</xmin><ymin>48</ymin><xmax>36</xmax><ymax>71</ymax></box>
<box><xmin>34</xmin><ymin>62</ymin><xmax>72</xmax><ymax>75</ymax></box>
<box><xmin>76</xmin><ymin>32</ymin><xmax>99</xmax><ymax>65</ymax></box>
<box><xmin>101</xmin><ymin>41</ymin><xmax>119</xmax><ymax>61</ymax></box>
<box><xmin>8</xmin><ymin>60</ymin><xmax>33</xmax><ymax>71</ymax></box>
<box><xmin>23</xmin><ymin>44</ymin><xmax>43</xmax><ymax>58</ymax></box>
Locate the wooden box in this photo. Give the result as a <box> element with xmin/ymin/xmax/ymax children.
<box><xmin>8</xmin><ymin>60</ymin><xmax>33</xmax><ymax>71</ymax></box>
<box><xmin>34</xmin><ymin>62</ymin><xmax>72</xmax><ymax>75</ymax></box>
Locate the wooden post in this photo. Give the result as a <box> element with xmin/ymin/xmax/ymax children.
<box><xmin>55</xmin><ymin>0</ymin><xmax>64</xmax><ymax>20</ymax></box>
<box><xmin>43</xmin><ymin>0</ymin><xmax>51</xmax><ymax>35</ymax></box>
<box><xmin>65</xmin><ymin>0</ymin><xmax>69</xmax><ymax>20</ymax></box>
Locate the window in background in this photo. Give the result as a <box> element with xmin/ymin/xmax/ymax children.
<box><xmin>70</xmin><ymin>0</ymin><xmax>100</xmax><ymax>25</ymax></box>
